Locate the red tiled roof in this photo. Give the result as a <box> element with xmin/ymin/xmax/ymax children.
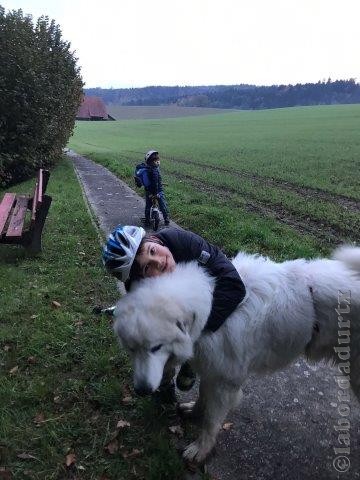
<box><xmin>77</xmin><ymin>96</ymin><xmax>108</xmax><ymax>119</ymax></box>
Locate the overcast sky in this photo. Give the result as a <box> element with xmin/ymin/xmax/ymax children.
<box><xmin>2</xmin><ymin>0</ymin><xmax>359</xmax><ymax>88</ymax></box>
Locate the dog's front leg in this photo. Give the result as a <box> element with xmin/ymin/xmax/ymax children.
<box><xmin>178</xmin><ymin>377</ymin><xmax>208</xmax><ymax>422</ymax></box>
<box><xmin>183</xmin><ymin>382</ymin><xmax>243</xmax><ymax>463</ymax></box>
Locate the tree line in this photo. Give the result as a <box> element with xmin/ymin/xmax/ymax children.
<box><xmin>85</xmin><ymin>79</ymin><xmax>360</xmax><ymax>109</ymax></box>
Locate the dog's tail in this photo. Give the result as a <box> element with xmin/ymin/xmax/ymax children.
<box><xmin>332</xmin><ymin>245</ymin><xmax>360</xmax><ymax>273</ymax></box>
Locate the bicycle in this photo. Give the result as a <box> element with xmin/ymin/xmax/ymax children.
<box><xmin>150</xmin><ymin>195</ymin><xmax>161</xmax><ymax>231</ymax></box>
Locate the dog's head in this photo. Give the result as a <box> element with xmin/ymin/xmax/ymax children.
<box><xmin>113</xmin><ymin>286</ymin><xmax>193</xmax><ymax>395</ymax></box>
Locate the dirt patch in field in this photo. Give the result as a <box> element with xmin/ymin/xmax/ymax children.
<box><xmin>168</xmin><ymin>171</ymin><xmax>358</xmax><ymax>244</ymax></box>
<box><xmin>165</xmin><ymin>155</ymin><xmax>360</xmax><ymax>213</ymax></box>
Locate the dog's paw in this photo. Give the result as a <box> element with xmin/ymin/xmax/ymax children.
<box><xmin>183</xmin><ymin>440</ymin><xmax>211</xmax><ymax>464</ymax></box>
<box><xmin>183</xmin><ymin>438</ymin><xmax>215</xmax><ymax>463</ymax></box>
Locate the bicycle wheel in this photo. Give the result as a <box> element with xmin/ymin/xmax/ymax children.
<box><xmin>151</xmin><ymin>209</ymin><xmax>160</xmax><ymax>231</ymax></box>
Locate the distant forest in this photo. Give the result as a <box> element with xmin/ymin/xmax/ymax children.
<box><xmin>85</xmin><ymin>79</ymin><xmax>360</xmax><ymax>110</ymax></box>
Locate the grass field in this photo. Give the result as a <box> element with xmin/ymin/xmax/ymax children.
<box><xmin>69</xmin><ymin>104</ymin><xmax>360</xmax><ymax>258</ymax></box>
<box><xmin>106</xmin><ymin>104</ymin><xmax>235</xmax><ymax>120</ymax></box>
<box><xmin>1</xmin><ymin>104</ymin><xmax>359</xmax><ymax>479</ymax></box>
<box><xmin>0</xmin><ymin>160</ymin><xmax>185</xmax><ymax>480</ymax></box>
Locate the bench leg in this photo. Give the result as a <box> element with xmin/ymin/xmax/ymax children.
<box><xmin>23</xmin><ymin>195</ymin><xmax>52</xmax><ymax>253</ymax></box>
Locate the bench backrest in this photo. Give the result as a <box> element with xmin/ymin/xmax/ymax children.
<box><xmin>31</xmin><ymin>169</ymin><xmax>50</xmax><ymax>223</ymax></box>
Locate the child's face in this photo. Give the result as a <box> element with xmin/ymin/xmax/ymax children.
<box><xmin>136</xmin><ymin>241</ymin><xmax>176</xmax><ymax>278</ymax></box>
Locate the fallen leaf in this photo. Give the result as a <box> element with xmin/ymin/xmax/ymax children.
<box><xmin>99</xmin><ymin>475</ymin><xmax>111</xmax><ymax>480</ymax></box>
<box><xmin>122</xmin><ymin>448</ymin><xmax>142</xmax><ymax>459</ymax></box>
<box><xmin>52</xmin><ymin>301</ymin><xmax>61</xmax><ymax>308</ymax></box>
<box><xmin>78</xmin><ymin>465</ymin><xmax>85</xmax><ymax>471</ymax></box>
<box><xmin>65</xmin><ymin>453</ymin><xmax>76</xmax><ymax>467</ymax></box>
<box><xmin>53</xmin><ymin>396</ymin><xmax>61</xmax><ymax>404</ymax></box>
<box><xmin>9</xmin><ymin>366</ymin><xmax>18</xmax><ymax>375</ymax></box>
<box><xmin>222</xmin><ymin>422</ymin><xmax>233</xmax><ymax>430</ymax></box>
<box><xmin>3</xmin><ymin>345</ymin><xmax>11</xmax><ymax>352</ymax></box>
<box><xmin>33</xmin><ymin>413</ymin><xmax>45</xmax><ymax>424</ymax></box>
<box><xmin>116</xmin><ymin>420</ymin><xmax>130</xmax><ymax>429</ymax></box>
<box><xmin>79</xmin><ymin>251</ymin><xmax>86</xmax><ymax>256</ymax></box>
<box><xmin>122</xmin><ymin>384</ymin><xmax>132</xmax><ymax>396</ymax></box>
<box><xmin>121</xmin><ymin>395</ymin><xmax>133</xmax><ymax>405</ymax></box>
<box><xmin>104</xmin><ymin>439</ymin><xmax>119</xmax><ymax>454</ymax></box>
<box><xmin>17</xmin><ymin>452</ymin><xmax>37</xmax><ymax>460</ymax></box>
<box><xmin>169</xmin><ymin>425</ymin><xmax>184</xmax><ymax>437</ymax></box>
<box><xmin>30</xmin><ymin>314</ymin><xmax>39</xmax><ymax>319</ymax></box>
<box><xmin>27</xmin><ymin>356</ymin><xmax>37</xmax><ymax>364</ymax></box>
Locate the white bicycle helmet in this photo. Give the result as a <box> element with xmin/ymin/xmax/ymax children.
<box><xmin>145</xmin><ymin>150</ymin><xmax>159</xmax><ymax>163</ymax></box>
<box><xmin>102</xmin><ymin>225</ymin><xmax>145</xmax><ymax>282</ymax></box>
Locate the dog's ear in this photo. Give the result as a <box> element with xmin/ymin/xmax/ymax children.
<box><xmin>176</xmin><ymin>320</ymin><xmax>186</xmax><ymax>334</ymax></box>
<box><xmin>172</xmin><ymin>319</ymin><xmax>193</xmax><ymax>362</ymax></box>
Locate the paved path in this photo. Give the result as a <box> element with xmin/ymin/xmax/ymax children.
<box><xmin>69</xmin><ymin>151</ymin><xmax>359</xmax><ymax>480</ymax></box>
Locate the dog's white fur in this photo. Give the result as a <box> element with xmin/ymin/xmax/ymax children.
<box><xmin>114</xmin><ymin>246</ymin><xmax>360</xmax><ymax>462</ymax></box>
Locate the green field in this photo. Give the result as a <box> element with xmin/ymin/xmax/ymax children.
<box><xmin>106</xmin><ymin>104</ymin><xmax>235</xmax><ymax>120</ymax></box>
<box><xmin>69</xmin><ymin>104</ymin><xmax>360</xmax><ymax>258</ymax></box>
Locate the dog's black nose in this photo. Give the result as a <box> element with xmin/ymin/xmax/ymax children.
<box><xmin>134</xmin><ymin>384</ymin><xmax>153</xmax><ymax>396</ymax></box>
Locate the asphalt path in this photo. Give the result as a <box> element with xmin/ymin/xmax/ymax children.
<box><xmin>69</xmin><ymin>151</ymin><xmax>359</xmax><ymax>480</ymax></box>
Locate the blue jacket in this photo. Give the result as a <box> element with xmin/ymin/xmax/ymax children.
<box><xmin>146</xmin><ymin>165</ymin><xmax>163</xmax><ymax>195</ymax></box>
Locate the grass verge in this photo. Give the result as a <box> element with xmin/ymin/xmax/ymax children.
<box><xmin>0</xmin><ymin>158</ymin><xmax>185</xmax><ymax>480</ymax></box>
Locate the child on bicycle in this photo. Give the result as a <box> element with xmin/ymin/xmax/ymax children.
<box><xmin>143</xmin><ymin>150</ymin><xmax>170</xmax><ymax>227</ymax></box>
<box><xmin>103</xmin><ymin>225</ymin><xmax>247</xmax><ymax>396</ymax></box>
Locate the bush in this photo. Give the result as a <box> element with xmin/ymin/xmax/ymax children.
<box><xmin>0</xmin><ymin>7</ymin><xmax>83</xmax><ymax>186</ymax></box>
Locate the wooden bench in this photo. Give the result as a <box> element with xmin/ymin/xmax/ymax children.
<box><xmin>0</xmin><ymin>169</ymin><xmax>52</xmax><ymax>252</ymax></box>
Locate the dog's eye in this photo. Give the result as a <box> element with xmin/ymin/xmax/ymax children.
<box><xmin>150</xmin><ymin>344</ymin><xmax>163</xmax><ymax>353</ymax></box>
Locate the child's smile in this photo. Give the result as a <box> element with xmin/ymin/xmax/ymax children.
<box><xmin>137</xmin><ymin>241</ymin><xmax>176</xmax><ymax>278</ymax></box>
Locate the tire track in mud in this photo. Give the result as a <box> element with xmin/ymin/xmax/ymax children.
<box><xmin>122</xmin><ymin>150</ymin><xmax>360</xmax><ymax>212</ymax></box>
<box><xmin>167</xmin><ymin>170</ymin><xmax>359</xmax><ymax>244</ymax></box>
<box><xmin>163</xmin><ymin>155</ymin><xmax>360</xmax><ymax>213</ymax></box>
<box><xmin>119</xmin><ymin>150</ymin><xmax>359</xmax><ymax>241</ymax></box>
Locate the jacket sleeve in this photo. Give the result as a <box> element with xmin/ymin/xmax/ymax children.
<box><xmin>202</xmin><ymin>245</ymin><xmax>246</xmax><ymax>332</ymax></box>
<box><xmin>155</xmin><ymin>228</ymin><xmax>246</xmax><ymax>332</ymax></box>
<box><xmin>148</xmin><ymin>167</ymin><xmax>160</xmax><ymax>195</ymax></box>
<box><xmin>148</xmin><ymin>167</ymin><xmax>157</xmax><ymax>195</ymax></box>
<box><xmin>158</xmin><ymin>169</ymin><xmax>163</xmax><ymax>192</ymax></box>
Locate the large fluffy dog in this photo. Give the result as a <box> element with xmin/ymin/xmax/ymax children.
<box><xmin>114</xmin><ymin>246</ymin><xmax>360</xmax><ymax>462</ymax></box>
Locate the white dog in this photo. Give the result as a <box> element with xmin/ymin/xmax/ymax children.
<box><xmin>113</xmin><ymin>246</ymin><xmax>360</xmax><ymax>463</ymax></box>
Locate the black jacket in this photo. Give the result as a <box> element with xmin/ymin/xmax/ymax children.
<box><xmin>155</xmin><ymin>228</ymin><xmax>246</xmax><ymax>332</ymax></box>
<box><xmin>146</xmin><ymin>165</ymin><xmax>163</xmax><ymax>195</ymax></box>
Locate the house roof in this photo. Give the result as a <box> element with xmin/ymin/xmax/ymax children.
<box><xmin>77</xmin><ymin>96</ymin><xmax>108</xmax><ymax>119</ymax></box>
